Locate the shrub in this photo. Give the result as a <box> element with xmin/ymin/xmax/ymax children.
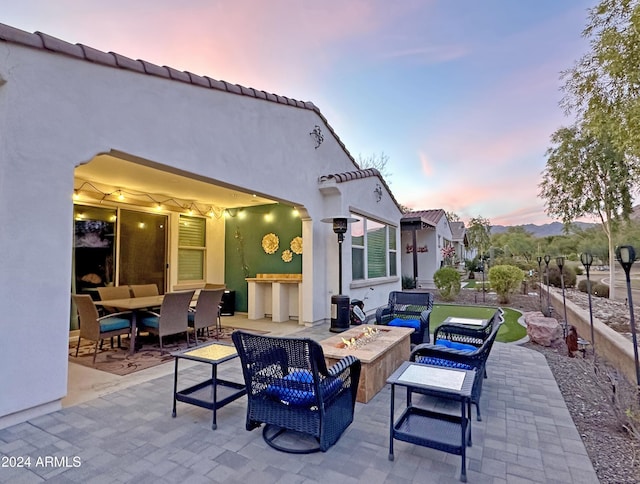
<box><xmin>433</xmin><ymin>267</ymin><xmax>461</xmax><ymax>301</ymax></box>
<box><xmin>593</xmin><ymin>282</ymin><xmax>610</xmax><ymax>298</ymax></box>
<box><xmin>488</xmin><ymin>264</ymin><xmax>524</xmax><ymax>304</ymax></box>
<box><xmin>547</xmin><ymin>266</ymin><xmax>577</xmax><ymax>288</ymax></box>
<box><xmin>402</xmin><ymin>276</ymin><xmax>416</xmax><ymax>290</ymax></box>
<box><xmin>574</xmin><ymin>266</ymin><xmax>584</xmax><ymax>276</ymax></box>
<box><xmin>577</xmin><ymin>279</ymin><xmax>596</xmax><ymax>294</ymax></box>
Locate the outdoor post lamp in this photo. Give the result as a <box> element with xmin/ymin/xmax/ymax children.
<box><xmin>556</xmin><ymin>256</ymin><xmax>568</xmax><ymax>338</ymax></box>
<box><xmin>544</xmin><ymin>255</ymin><xmax>551</xmax><ymax>316</ymax></box>
<box><xmin>616</xmin><ymin>245</ymin><xmax>640</xmax><ymax>389</ymax></box>
<box><xmin>321</xmin><ymin>216</ymin><xmax>358</xmax><ymax>333</ymax></box>
<box><xmin>581</xmin><ymin>252</ymin><xmax>595</xmax><ymax>360</ymax></box>
<box><xmin>537</xmin><ymin>256</ymin><xmax>543</xmax><ymax>310</ymax></box>
<box><xmin>480</xmin><ymin>258</ymin><xmax>486</xmax><ymax>303</ymax></box>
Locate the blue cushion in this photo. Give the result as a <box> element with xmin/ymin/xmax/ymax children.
<box><xmin>416</xmin><ymin>356</ymin><xmax>473</xmax><ymax>370</ymax></box>
<box><xmin>140</xmin><ymin>315</ymin><xmax>159</xmax><ymax>329</ymax></box>
<box><xmin>266</xmin><ymin>369</ymin><xmax>342</xmax><ymax>406</ymax></box>
<box><xmin>388</xmin><ymin>318</ymin><xmax>420</xmax><ymax>330</ymax></box>
<box><xmin>187</xmin><ymin>312</ymin><xmax>195</xmax><ymax>324</ymax></box>
<box><xmin>435</xmin><ymin>339</ymin><xmax>477</xmax><ymax>352</ymax></box>
<box><xmin>100</xmin><ymin>317</ymin><xmax>130</xmax><ymax>332</ymax></box>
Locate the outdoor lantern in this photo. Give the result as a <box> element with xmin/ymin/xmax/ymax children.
<box><xmin>556</xmin><ymin>256</ymin><xmax>568</xmax><ymax>338</ymax></box>
<box><xmin>543</xmin><ymin>255</ymin><xmax>551</xmax><ymax>316</ymax></box>
<box><xmin>536</xmin><ymin>256</ymin><xmax>543</xmax><ymax>309</ymax></box>
<box><xmin>321</xmin><ymin>216</ymin><xmax>359</xmax><ymax>333</ymax></box>
<box><xmin>616</xmin><ymin>245</ymin><xmax>640</xmax><ymax>388</ymax></box>
<box><xmin>580</xmin><ymin>252</ymin><xmax>595</xmax><ymax>360</ymax></box>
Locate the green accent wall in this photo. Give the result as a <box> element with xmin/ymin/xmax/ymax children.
<box><xmin>224</xmin><ymin>205</ymin><xmax>302</xmax><ymax>312</ymax></box>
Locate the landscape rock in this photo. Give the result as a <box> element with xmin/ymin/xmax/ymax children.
<box><xmin>524</xmin><ymin>311</ymin><xmax>564</xmax><ymax>347</ymax></box>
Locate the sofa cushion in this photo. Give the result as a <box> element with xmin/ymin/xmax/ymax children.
<box><xmin>388</xmin><ymin>318</ymin><xmax>421</xmax><ymax>330</ymax></box>
<box><xmin>140</xmin><ymin>315</ymin><xmax>159</xmax><ymax>329</ymax></box>
<box><xmin>266</xmin><ymin>369</ymin><xmax>341</xmax><ymax>406</ymax></box>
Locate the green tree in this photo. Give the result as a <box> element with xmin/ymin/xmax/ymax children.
<box><xmin>491</xmin><ymin>227</ymin><xmax>537</xmax><ymax>263</ymax></box>
<box><xmin>433</xmin><ymin>267</ymin><xmax>461</xmax><ymax>301</ymax></box>
<box><xmin>466</xmin><ymin>216</ymin><xmax>492</xmax><ymax>260</ymax></box>
<box><xmin>562</xmin><ymin>0</ymin><xmax>640</xmax><ymax>158</ymax></box>
<box><xmin>539</xmin><ymin>125</ymin><xmax>635</xmax><ymax>299</ymax></box>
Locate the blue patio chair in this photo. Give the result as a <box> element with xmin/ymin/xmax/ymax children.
<box><xmin>375</xmin><ymin>291</ymin><xmax>434</xmax><ymax>345</ymax></box>
<box><xmin>232</xmin><ymin>330</ymin><xmax>361</xmax><ymax>454</ymax></box>
<box><xmin>72</xmin><ymin>294</ymin><xmax>132</xmax><ymax>364</ymax></box>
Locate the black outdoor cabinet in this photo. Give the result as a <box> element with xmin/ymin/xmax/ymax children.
<box><xmin>220</xmin><ymin>290</ymin><xmax>235</xmax><ymax>316</ymax></box>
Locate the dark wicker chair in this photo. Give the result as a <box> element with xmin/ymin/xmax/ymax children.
<box><xmin>433</xmin><ymin>308</ymin><xmax>504</xmax><ymax>348</ymax></box>
<box><xmin>375</xmin><ymin>291</ymin><xmax>434</xmax><ymax>345</ymax></box>
<box><xmin>410</xmin><ymin>313</ymin><xmax>503</xmax><ymax>421</ymax></box>
<box><xmin>232</xmin><ymin>330</ymin><xmax>361</xmax><ymax>454</ymax></box>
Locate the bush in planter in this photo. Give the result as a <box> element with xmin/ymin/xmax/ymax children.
<box><xmin>547</xmin><ymin>266</ymin><xmax>577</xmax><ymax>288</ymax></box>
<box><xmin>577</xmin><ymin>279</ymin><xmax>595</xmax><ymax>294</ymax></box>
<box><xmin>593</xmin><ymin>282</ymin><xmax>610</xmax><ymax>298</ymax></box>
<box><xmin>488</xmin><ymin>264</ymin><xmax>524</xmax><ymax>304</ymax></box>
<box><xmin>433</xmin><ymin>267</ymin><xmax>461</xmax><ymax>301</ymax></box>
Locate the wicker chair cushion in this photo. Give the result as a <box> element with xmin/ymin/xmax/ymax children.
<box><xmin>415</xmin><ymin>356</ymin><xmax>474</xmax><ymax>370</ymax></box>
<box><xmin>435</xmin><ymin>339</ymin><xmax>477</xmax><ymax>352</ymax></box>
<box><xmin>266</xmin><ymin>369</ymin><xmax>342</xmax><ymax>406</ymax></box>
<box><xmin>99</xmin><ymin>317</ymin><xmax>130</xmax><ymax>332</ymax></box>
<box><xmin>140</xmin><ymin>315</ymin><xmax>159</xmax><ymax>329</ymax></box>
<box><xmin>388</xmin><ymin>318</ymin><xmax>421</xmax><ymax>330</ymax></box>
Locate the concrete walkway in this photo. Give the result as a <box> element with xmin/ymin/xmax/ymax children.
<box><xmin>0</xmin><ymin>323</ymin><xmax>598</xmax><ymax>483</ymax></box>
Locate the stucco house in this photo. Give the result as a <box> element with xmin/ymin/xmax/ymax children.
<box><xmin>450</xmin><ymin>221</ymin><xmax>472</xmax><ymax>268</ymax></box>
<box><xmin>400</xmin><ymin>209</ymin><xmax>454</xmax><ymax>289</ymax></box>
<box><xmin>0</xmin><ymin>23</ymin><xmax>403</xmax><ymax>428</ymax></box>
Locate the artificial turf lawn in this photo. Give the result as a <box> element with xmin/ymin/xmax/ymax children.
<box><xmin>431</xmin><ymin>304</ymin><xmax>527</xmax><ymax>343</ymax></box>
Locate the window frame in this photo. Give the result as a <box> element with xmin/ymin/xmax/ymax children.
<box><xmin>177</xmin><ymin>215</ymin><xmax>206</xmax><ymax>283</ymax></box>
<box><xmin>350</xmin><ymin>213</ymin><xmax>398</xmax><ymax>282</ymax></box>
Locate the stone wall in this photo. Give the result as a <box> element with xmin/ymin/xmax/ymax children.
<box><xmin>545</xmin><ymin>288</ymin><xmax>638</xmax><ymax>385</ymax></box>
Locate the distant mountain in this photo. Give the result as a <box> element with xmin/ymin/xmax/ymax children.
<box><xmin>491</xmin><ymin>221</ymin><xmax>597</xmax><ymax>237</ymax></box>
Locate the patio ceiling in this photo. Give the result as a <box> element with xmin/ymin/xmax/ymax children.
<box><xmin>74</xmin><ymin>153</ymin><xmax>277</xmax><ymax>211</ymax></box>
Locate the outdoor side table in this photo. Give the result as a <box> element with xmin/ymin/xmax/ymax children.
<box><xmin>387</xmin><ymin>361</ymin><xmax>475</xmax><ymax>482</ymax></box>
<box><xmin>171</xmin><ymin>342</ymin><xmax>246</xmax><ymax>430</ymax></box>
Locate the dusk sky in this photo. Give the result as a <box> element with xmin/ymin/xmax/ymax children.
<box><xmin>3</xmin><ymin>0</ymin><xmax>598</xmax><ymax>226</ymax></box>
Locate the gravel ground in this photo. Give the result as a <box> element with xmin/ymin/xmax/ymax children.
<box><xmin>435</xmin><ymin>288</ymin><xmax>640</xmax><ymax>484</ymax></box>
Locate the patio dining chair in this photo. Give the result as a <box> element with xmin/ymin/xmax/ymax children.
<box><xmin>375</xmin><ymin>291</ymin><xmax>433</xmax><ymax>345</ymax></box>
<box><xmin>139</xmin><ymin>290</ymin><xmax>195</xmax><ymax>353</ymax></box>
<box><xmin>232</xmin><ymin>330</ymin><xmax>361</xmax><ymax>453</ymax></box>
<box><xmin>188</xmin><ymin>289</ymin><xmax>224</xmax><ymax>343</ymax></box>
<box><xmin>130</xmin><ymin>283</ymin><xmax>159</xmax><ymax>297</ymax></box>
<box><xmin>72</xmin><ymin>294</ymin><xmax>132</xmax><ymax>364</ymax></box>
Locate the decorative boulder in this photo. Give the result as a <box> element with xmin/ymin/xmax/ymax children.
<box><xmin>524</xmin><ymin>311</ymin><xmax>564</xmax><ymax>347</ymax></box>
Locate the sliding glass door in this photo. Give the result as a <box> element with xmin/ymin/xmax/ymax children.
<box><xmin>118</xmin><ymin>209</ymin><xmax>167</xmax><ymax>293</ymax></box>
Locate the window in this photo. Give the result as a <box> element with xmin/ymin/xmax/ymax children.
<box><xmin>351</xmin><ymin>215</ymin><xmax>397</xmax><ymax>281</ymax></box>
<box><xmin>178</xmin><ymin>215</ymin><xmax>205</xmax><ymax>281</ymax></box>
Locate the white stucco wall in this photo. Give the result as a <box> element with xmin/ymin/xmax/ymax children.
<box><xmin>0</xmin><ymin>39</ymin><xmax>401</xmax><ymax>425</ymax></box>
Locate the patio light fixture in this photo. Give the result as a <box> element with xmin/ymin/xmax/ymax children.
<box><xmin>580</xmin><ymin>252</ymin><xmax>595</xmax><ymax>361</ymax></box>
<box><xmin>556</xmin><ymin>256</ymin><xmax>568</xmax><ymax>338</ymax></box>
<box><xmin>536</xmin><ymin>256</ymin><xmax>542</xmax><ymax>310</ymax></box>
<box><xmin>322</xmin><ymin>216</ymin><xmax>359</xmax><ymax>333</ymax></box>
<box><xmin>544</xmin><ymin>255</ymin><xmax>551</xmax><ymax>316</ymax></box>
<box><xmin>616</xmin><ymin>245</ymin><xmax>640</xmax><ymax>389</ymax></box>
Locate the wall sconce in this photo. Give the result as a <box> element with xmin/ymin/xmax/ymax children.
<box><xmin>374</xmin><ymin>183</ymin><xmax>382</xmax><ymax>202</ymax></box>
<box><xmin>310</xmin><ymin>125</ymin><xmax>324</xmax><ymax>149</ymax></box>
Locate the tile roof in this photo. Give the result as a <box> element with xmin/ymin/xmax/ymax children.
<box><xmin>401</xmin><ymin>209</ymin><xmax>445</xmax><ymax>227</ymax></box>
<box><xmin>0</xmin><ymin>21</ymin><xmax>404</xmax><ymax>214</ymax></box>
<box><xmin>318</xmin><ymin>169</ymin><xmax>401</xmax><ymax>209</ymax></box>
<box><xmin>450</xmin><ymin>221</ymin><xmax>466</xmax><ymax>239</ymax></box>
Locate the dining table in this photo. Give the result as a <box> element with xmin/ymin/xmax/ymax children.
<box><xmin>95</xmin><ymin>295</ymin><xmax>165</xmax><ymax>355</ymax></box>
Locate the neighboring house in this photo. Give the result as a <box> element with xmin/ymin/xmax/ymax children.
<box><xmin>400</xmin><ymin>209</ymin><xmax>453</xmax><ymax>289</ymax></box>
<box><xmin>449</xmin><ymin>221</ymin><xmax>472</xmax><ymax>267</ymax></box>
<box><xmin>0</xmin><ymin>23</ymin><xmax>403</xmax><ymax>428</ymax></box>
